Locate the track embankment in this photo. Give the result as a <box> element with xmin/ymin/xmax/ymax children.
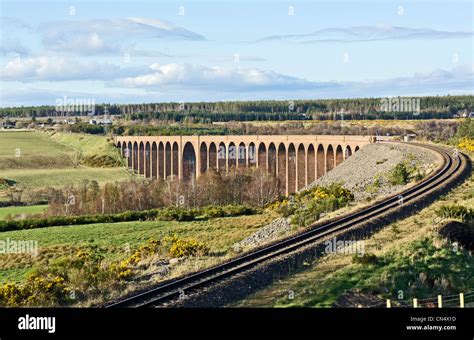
<box><xmin>107</xmin><ymin>142</ymin><xmax>471</xmax><ymax>308</ymax></box>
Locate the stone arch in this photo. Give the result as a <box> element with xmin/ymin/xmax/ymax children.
<box><xmin>258</xmin><ymin>143</ymin><xmax>267</xmax><ymax>170</ymax></box>
<box><xmin>316</xmin><ymin>144</ymin><xmax>325</xmax><ymax>178</ymax></box>
<box><xmin>172</xmin><ymin>142</ymin><xmax>179</xmax><ymax>178</ymax></box>
<box><xmin>335</xmin><ymin>145</ymin><xmax>344</xmax><ymax>166</ymax></box>
<box><xmin>345</xmin><ymin>145</ymin><xmax>352</xmax><ymax>159</ymax></box>
<box><xmin>127</xmin><ymin>141</ymin><xmax>133</xmax><ymax>168</ymax></box>
<box><xmin>120</xmin><ymin>142</ymin><xmax>125</xmax><ymax>158</ymax></box>
<box><xmin>288</xmin><ymin>143</ymin><xmax>296</xmax><ymax>194</ymax></box>
<box><xmin>133</xmin><ymin>142</ymin><xmax>139</xmax><ymax>172</ymax></box>
<box><xmin>297</xmin><ymin>144</ymin><xmax>305</xmax><ymax>190</ymax></box>
<box><xmin>139</xmin><ymin>142</ymin><xmax>145</xmax><ymax>175</ymax></box>
<box><xmin>158</xmin><ymin>142</ymin><xmax>164</xmax><ymax>179</ymax></box>
<box><xmin>145</xmin><ymin>142</ymin><xmax>151</xmax><ymax>178</ymax></box>
<box><xmin>238</xmin><ymin>142</ymin><xmax>246</xmax><ymax>167</ymax></box>
<box><xmin>228</xmin><ymin>142</ymin><xmax>236</xmax><ymax>169</ymax></box>
<box><xmin>355</xmin><ymin>146</ymin><xmax>360</xmax><ymax>152</ymax></box>
<box><xmin>248</xmin><ymin>142</ymin><xmax>256</xmax><ymax>167</ymax></box>
<box><xmin>277</xmin><ymin>143</ymin><xmax>287</xmax><ymax>193</ymax></box>
<box><xmin>218</xmin><ymin>142</ymin><xmax>226</xmax><ymax>172</ymax></box>
<box><xmin>326</xmin><ymin>145</ymin><xmax>335</xmax><ymax>172</ymax></box>
<box><xmin>117</xmin><ymin>141</ymin><xmax>123</xmax><ymax>156</ymax></box>
<box><xmin>165</xmin><ymin>142</ymin><xmax>171</xmax><ymax>179</ymax></box>
<box><xmin>183</xmin><ymin>142</ymin><xmax>196</xmax><ymax>181</ymax></box>
<box><xmin>200</xmin><ymin>142</ymin><xmax>208</xmax><ymax>174</ymax></box>
<box><xmin>268</xmin><ymin>143</ymin><xmax>276</xmax><ymax>176</ymax></box>
<box><xmin>151</xmin><ymin>142</ymin><xmax>157</xmax><ymax>179</ymax></box>
<box><xmin>307</xmin><ymin>144</ymin><xmax>315</xmax><ymax>185</ymax></box>
<box><xmin>209</xmin><ymin>142</ymin><xmax>217</xmax><ymax>170</ymax></box>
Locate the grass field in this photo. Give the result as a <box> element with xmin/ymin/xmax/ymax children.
<box><xmin>0</xmin><ymin>131</ymin><xmax>132</xmax><ymax>201</ymax></box>
<box><xmin>0</xmin><ymin>205</ymin><xmax>46</xmax><ymax>220</ymax></box>
<box><xmin>234</xmin><ymin>167</ymin><xmax>474</xmax><ymax>307</ymax></box>
<box><xmin>0</xmin><ymin>131</ymin><xmax>76</xmax><ymax>170</ymax></box>
<box><xmin>0</xmin><ymin>212</ymin><xmax>277</xmax><ymax>284</ymax></box>
<box><xmin>48</xmin><ymin>131</ymin><xmax>123</xmax><ymax>165</ymax></box>
<box><xmin>0</xmin><ymin>167</ymin><xmax>131</xmax><ymax>190</ymax></box>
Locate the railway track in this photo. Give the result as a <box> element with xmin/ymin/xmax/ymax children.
<box><xmin>107</xmin><ymin>142</ymin><xmax>466</xmax><ymax>308</ymax></box>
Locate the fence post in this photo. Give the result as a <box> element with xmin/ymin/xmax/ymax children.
<box><xmin>413</xmin><ymin>298</ymin><xmax>418</xmax><ymax>308</ymax></box>
<box><xmin>438</xmin><ymin>295</ymin><xmax>442</xmax><ymax>308</ymax></box>
<box><xmin>460</xmin><ymin>293</ymin><xmax>464</xmax><ymax>308</ymax></box>
<box><xmin>386</xmin><ymin>299</ymin><xmax>391</xmax><ymax>308</ymax></box>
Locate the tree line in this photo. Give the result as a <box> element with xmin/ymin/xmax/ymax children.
<box><xmin>2</xmin><ymin>95</ymin><xmax>472</xmax><ymax>121</ymax></box>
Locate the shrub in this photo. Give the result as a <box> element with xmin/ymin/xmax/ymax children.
<box><xmin>457</xmin><ymin>137</ymin><xmax>474</xmax><ymax>152</ymax></box>
<box><xmin>436</xmin><ymin>205</ymin><xmax>473</xmax><ymax>223</ymax></box>
<box><xmin>221</xmin><ymin>205</ymin><xmax>256</xmax><ymax>217</ymax></box>
<box><xmin>352</xmin><ymin>253</ymin><xmax>378</xmax><ymax>265</ymax></box>
<box><xmin>157</xmin><ymin>207</ymin><xmax>196</xmax><ymax>221</ymax></box>
<box><xmin>0</xmin><ymin>274</ymin><xmax>71</xmax><ymax>307</ymax></box>
<box><xmin>164</xmin><ymin>235</ymin><xmax>210</xmax><ymax>258</ymax></box>
<box><xmin>278</xmin><ymin>183</ymin><xmax>354</xmax><ymax>227</ymax></box>
<box><xmin>389</xmin><ymin>163</ymin><xmax>410</xmax><ymax>185</ymax></box>
<box><xmin>201</xmin><ymin>206</ymin><xmax>225</xmax><ymax>218</ymax></box>
<box><xmin>82</xmin><ymin>154</ymin><xmax>121</xmax><ymax>168</ymax></box>
<box><xmin>109</xmin><ymin>239</ymin><xmax>161</xmax><ymax>280</ymax></box>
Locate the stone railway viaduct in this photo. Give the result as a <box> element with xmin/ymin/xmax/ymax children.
<box><xmin>114</xmin><ymin>135</ymin><xmax>374</xmax><ymax>195</ymax></box>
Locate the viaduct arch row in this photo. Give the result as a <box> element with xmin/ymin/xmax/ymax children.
<box><xmin>114</xmin><ymin>135</ymin><xmax>374</xmax><ymax>195</ymax></box>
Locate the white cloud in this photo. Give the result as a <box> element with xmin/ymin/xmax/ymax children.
<box><xmin>116</xmin><ymin>63</ymin><xmax>321</xmax><ymax>91</ymax></box>
<box><xmin>258</xmin><ymin>25</ymin><xmax>473</xmax><ymax>43</ymax></box>
<box><xmin>115</xmin><ymin>63</ymin><xmax>474</xmax><ymax>97</ymax></box>
<box><xmin>39</xmin><ymin>17</ymin><xmax>205</xmax><ymax>55</ymax></box>
<box><xmin>1</xmin><ymin>56</ymin><xmax>146</xmax><ymax>81</ymax></box>
<box><xmin>2</xmin><ymin>57</ymin><xmax>472</xmax><ymax>100</ymax></box>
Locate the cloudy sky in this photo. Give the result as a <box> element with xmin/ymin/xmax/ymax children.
<box><xmin>0</xmin><ymin>0</ymin><xmax>472</xmax><ymax>106</ymax></box>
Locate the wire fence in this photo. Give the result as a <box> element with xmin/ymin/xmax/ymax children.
<box><xmin>363</xmin><ymin>291</ymin><xmax>474</xmax><ymax>308</ymax></box>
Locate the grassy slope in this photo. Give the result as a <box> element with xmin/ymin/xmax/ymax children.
<box><xmin>48</xmin><ymin>131</ymin><xmax>123</xmax><ymax>165</ymax></box>
<box><xmin>0</xmin><ymin>212</ymin><xmax>277</xmax><ymax>284</ymax></box>
<box><xmin>235</xmin><ymin>160</ymin><xmax>474</xmax><ymax>307</ymax></box>
<box><xmin>0</xmin><ymin>131</ymin><xmax>75</xmax><ymax>170</ymax></box>
<box><xmin>0</xmin><ymin>131</ymin><xmax>131</xmax><ymax>199</ymax></box>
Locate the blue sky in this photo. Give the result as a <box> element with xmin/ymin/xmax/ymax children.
<box><xmin>0</xmin><ymin>0</ymin><xmax>472</xmax><ymax>106</ymax></box>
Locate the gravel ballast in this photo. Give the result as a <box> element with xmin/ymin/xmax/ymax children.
<box><xmin>307</xmin><ymin>142</ymin><xmax>439</xmax><ymax>201</ymax></box>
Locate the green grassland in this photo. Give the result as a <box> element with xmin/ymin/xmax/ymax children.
<box><xmin>0</xmin><ymin>168</ymin><xmax>131</xmax><ymax>191</ymax></box>
<box><xmin>0</xmin><ymin>212</ymin><xmax>276</xmax><ymax>284</ymax></box>
<box><xmin>0</xmin><ymin>205</ymin><xmax>46</xmax><ymax>220</ymax></box>
<box><xmin>0</xmin><ymin>131</ymin><xmax>132</xmax><ymax>201</ymax></box>
<box><xmin>0</xmin><ymin>131</ymin><xmax>75</xmax><ymax>170</ymax></box>
<box><xmin>48</xmin><ymin>132</ymin><xmax>123</xmax><ymax>166</ymax></box>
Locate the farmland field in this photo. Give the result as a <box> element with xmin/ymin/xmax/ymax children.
<box><xmin>0</xmin><ymin>131</ymin><xmax>75</xmax><ymax>170</ymax></box>
<box><xmin>0</xmin><ymin>212</ymin><xmax>277</xmax><ymax>284</ymax></box>
<box><xmin>0</xmin><ymin>131</ymin><xmax>132</xmax><ymax>201</ymax></box>
<box><xmin>0</xmin><ymin>167</ymin><xmax>131</xmax><ymax>190</ymax></box>
<box><xmin>0</xmin><ymin>205</ymin><xmax>46</xmax><ymax>220</ymax></box>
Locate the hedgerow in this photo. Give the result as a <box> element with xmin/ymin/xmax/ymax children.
<box><xmin>0</xmin><ymin>205</ymin><xmax>258</xmax><ymax>232</ymax></box>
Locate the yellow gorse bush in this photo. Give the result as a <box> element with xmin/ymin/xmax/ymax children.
<box><xmin>0</xmin><ymin>274</ymin><xmax>69</xmax><ymax>307</ymax></box>
<box><xmin>164</xmin><ymin>234</ymin><xmax>210</xmax><ymax>258</ymax></box>
<box><xmin>312</xmin><ymin>187</ymin><xmax>329</xmax><ymax>199</ymax></box>
<box><xmin>457</xmin><ymin>137</ymin><xmax>474</xmax><ymax>152</ymax></box>
<box><xmin>109</xmin><ymin>238</ymin><xmax>161</xmax><ymax>280</ymax></box>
